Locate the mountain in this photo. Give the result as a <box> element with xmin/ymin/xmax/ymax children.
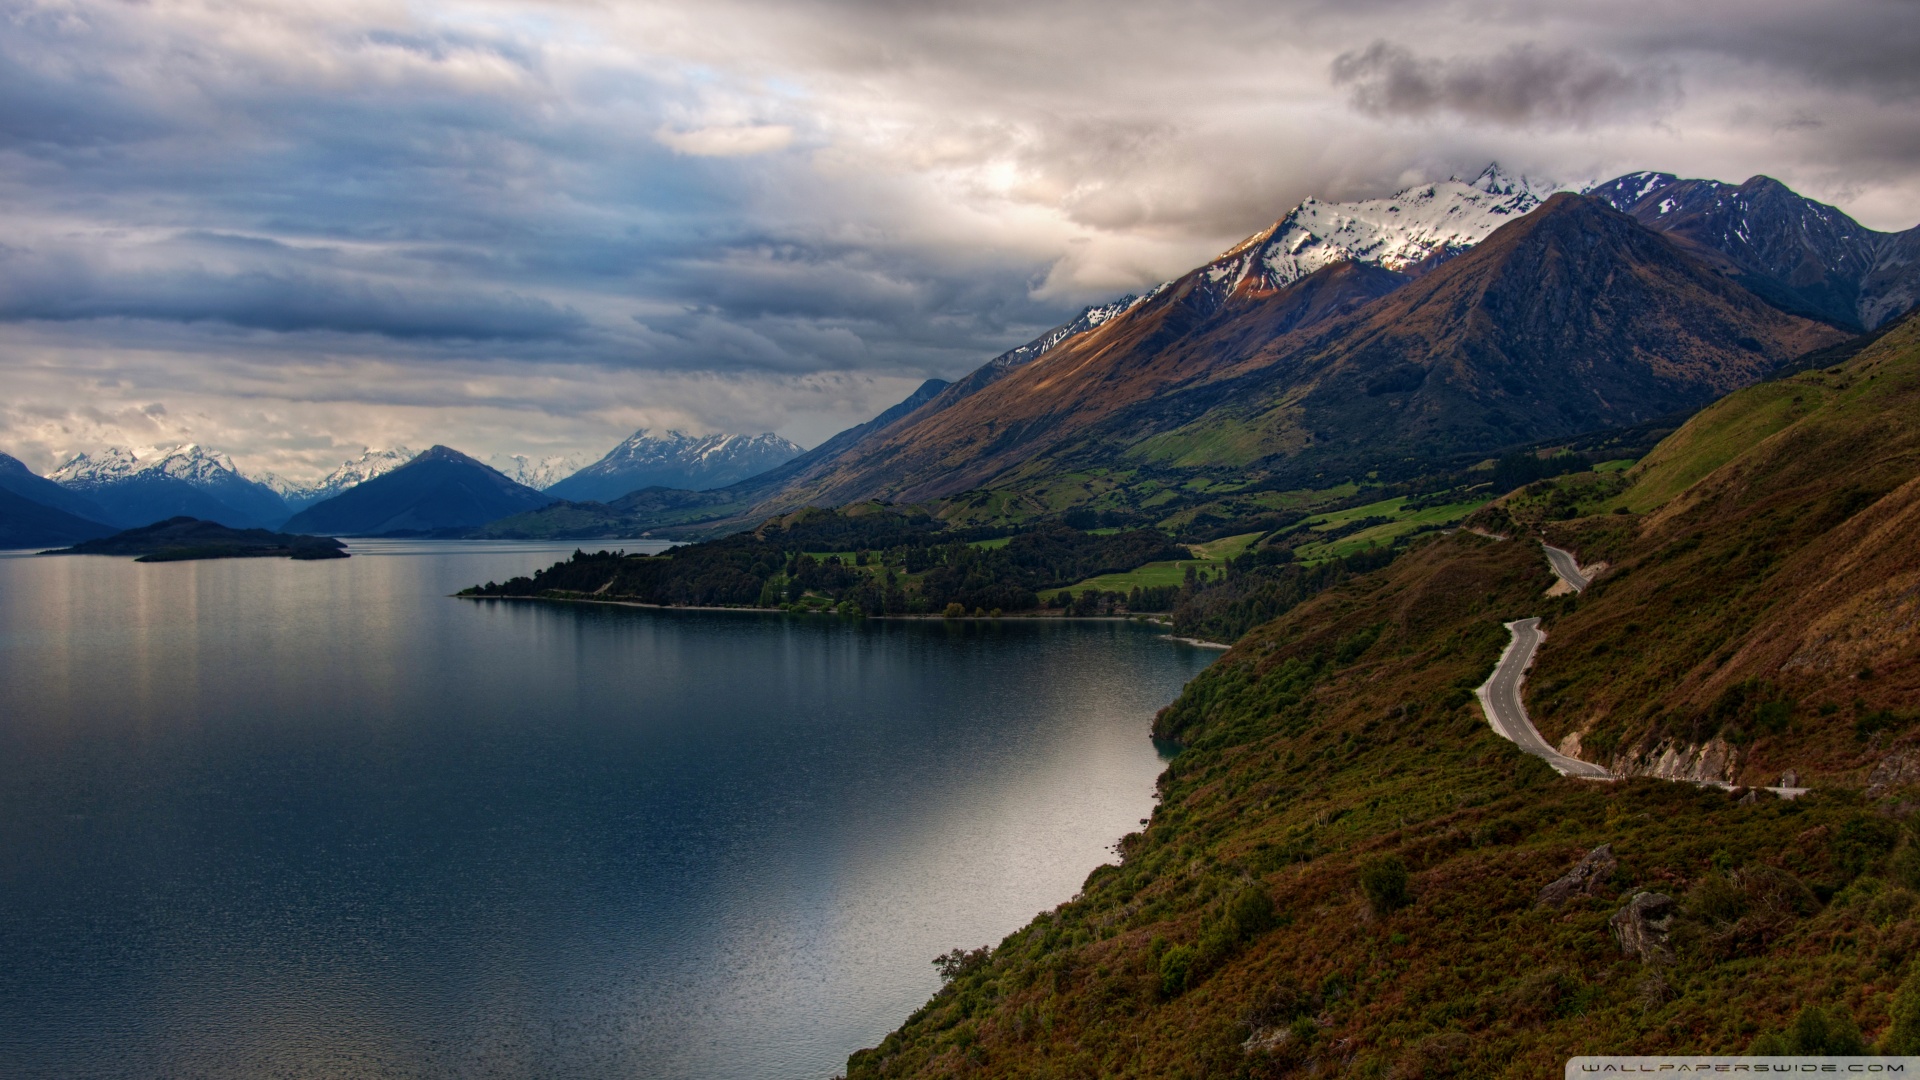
<box><xmin>1586</xmin><ymin>171</ymin><xmax>1920</xmax><ymax>331</ymax></box>
<box><xmin>488</xmin><ymin>453</ymin><xmax>582</xmax><ymax>491</ymax></box>
<box><xmin>843</xmin><ymin>314</ymin><xmax>1920</xmax><ymax>1080</ymax></box>
<box><xmin>0</xmin><ymin>486</ymin><xmax>117</xmax><ymax>548</ymax></box>
<box><xmin>0</xmin><ymin>452</ymin><xmax>113</xmax><ymax>522</ymax></box>
<box><xmin>50</xmin><ymin>444</ymin><xmax>290</xmax><ymax>529</ymax></box>
<box><xmin>272</xmin><ymin>448</ymin><xmax>418</xmax><ymax>510</ymax></box>
<box><xmin>283</xmin><ymin>445</ymin><xmax>556</xmax><ymax>536</ymax></box>
<box><xmin>544</xmin><ymin>430</ymin><xmax>804</xmax><ymax>503</ymax></box>
<box><xmin>775</xmin><ymin>193</ymin><xmax>1842</xmax><ymax>509</ymax></box>
<box><xmin>1223</xmin><ymin>162</ymin><xmax>1558</xmax><ymax>292</ymax></box>
<box><xmin>750</xmin><ymin>378</ymin><xmax>952</xmax><ymax>488</ymax></box>
<box><xmin>471</xmin><ymin>381</ymin><xmax>951</xmax><ymax>540</ymax></box>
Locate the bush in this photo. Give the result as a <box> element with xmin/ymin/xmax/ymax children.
<box><xmin>1159</xmin><ymin>944</ymin><xmax>1196</xmax><ymax>997</ymax></box>
<box><xmin>1360</xmin><ymin>855</ymin><xmax>1411</xmax><ymax>916</ymax></box>
<box><xmin>1884</xmin><ymin>967</ymin><xmax>1920</xmax><ymax>1053</ymax></box>
<box><xmin>943</xmin><ymin>602</ymin><xmax>967</xmax><ymax>619</ymax></box>
<box><xmin>1748</xmin><ymin>1006</ymin><xmax>1866</xmax><ymax>1055</ymax></box>
<box><xmin>1224</xmin><ymin>884</ymin><xmax>1277</xmax><ymax>940</ymax></box>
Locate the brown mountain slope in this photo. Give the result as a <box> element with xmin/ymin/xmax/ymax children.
<box><xmin>1092</xmin><ymin>194</ymin><xmax>1845</xmax><ymax>483</ymax></box>
<box><xmin>777</xmin><ymin>195</ymin><xmax>1843</xmax><ymax>508</ymax></box>
<box><xmin>771</xmin><ymin>258</ymin><xmax>1409</xmax><ymax>506</ymax></box>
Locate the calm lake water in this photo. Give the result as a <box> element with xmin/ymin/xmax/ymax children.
<box><xmin>0</xmin><ymin>540</ymin><xmax>1216</xmax><ymax>1079</ymax></box>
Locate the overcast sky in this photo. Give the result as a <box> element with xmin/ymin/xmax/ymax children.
<box><xmin>3</xmin><ymin>0</ymin><xmax>1917</xmax><ymax>480</ymax></box>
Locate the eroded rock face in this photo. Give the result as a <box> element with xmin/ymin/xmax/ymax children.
<box><xmin>1868</xmin><ymin>751</ymin><xmax>1920</xmax><ymax>796</ymax></box>
<box><xmin>1612</xmin><ymin>737</ymin><xmax>1740</xmax><ymax>785</ymax></box>
<box><xmin>1537</xmin><ymin>845</ymin><xmax>1618</xmax><ymax>907</ymax></box>
<box><xmin>1610</xmin><ymin>892</ymin><xmax>1676</xmax><ymax>964</ymax></box>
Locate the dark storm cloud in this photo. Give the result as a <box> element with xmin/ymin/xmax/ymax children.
<box><xmin>0</xmin><ymin>258</ymin><xmax>588</xmax><ymax>341</ymax></box>
<box><xmin>1330</xmin><ymin>41</ymin><xmax>1677</xmax><ymax>128</ymax></box>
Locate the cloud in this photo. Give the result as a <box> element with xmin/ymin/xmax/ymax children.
<box><xmin>0</xmin><ymin>0</ymin><xmax>1917</xmax><ymax>480</ymax></box>
<box><xmin>1330</xmin><ymin>40</ymin><xmax>1678</xmax><ymax>128</ymax></box>
<box><xmin>656</xmin><ymin>124</ymin><xmax>796</xmax><ymax>156</ymax></box>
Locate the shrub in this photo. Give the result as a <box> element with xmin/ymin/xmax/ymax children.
<box><xmin>1224</xmin><ymin>884</ymin><xmax>1277</xmax><ymax>940</ymax></box>
<box><xmin>1748</xmin><ymin>1005</ymin><xmax>1866</xmax><ymax>1055</ymax></box>
<box><xmin>1360</xmin><ymin>855</ymin><xmax>1411</xmax><ymax>916</ymax></box>
<box><xmin>1884</xmin><ymin>967</ymin><xmax>1920</xmax><ymax>1053</ymax></box>
<box><xmin>1159</xmin><ymin>944</ymin><xmax>1196</xmax><ymax>997</ymax></box>
<box><xmin>943</xmin><ymin>602</ymin><xmax>967</xmax><ymax>619</ymax></box>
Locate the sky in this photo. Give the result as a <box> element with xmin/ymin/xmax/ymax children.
<box><xmin>3</xmin><ymin>0</ymin><xmax>1918</xmax><ymax>482</ymax></box>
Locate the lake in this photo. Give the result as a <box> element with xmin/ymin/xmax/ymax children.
<box><xmin>0</xmin><ymin>540</ymin><xmax>1217</xmax><ymax>1079</ymax></box>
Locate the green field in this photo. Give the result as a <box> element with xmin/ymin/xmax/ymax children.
<box><xmin>1043</xmin><ymin>531</ymin><xmax>1262</xmax><ymax>599</ymax></box>
<box><xmin>1288</xmin><ymin>496</ymin><xmax>1490</xmax><ymax>562</ymax></box>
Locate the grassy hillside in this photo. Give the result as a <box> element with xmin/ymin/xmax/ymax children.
<box><xmin>842</xmin><ymin>316</ymin><xmax>1920</xmax><ymax>1078</ymax></box>
<box><xmin>845</xmin><ymin>532</ymin><xmax>1920</xmax><ymax>1078</ymax></box>
<box><xmin>1504</xmin><ymin>312</ymin><xmax>1920</xmax><ymax>786</ymax></box>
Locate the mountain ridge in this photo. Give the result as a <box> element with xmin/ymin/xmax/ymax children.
<box><xmin>770</xmin><ymin>193</ymin><xmax>1841</xmax><ymax>510</ymax></box>
<box><xmin>544</xmin><ymin>429</ymin><xmax>804</xmax><ymax>503</ymax></box>
<box><xmin>284</xmin><ymin>445</ymin><xmax>554</xmax><ymax>535</ymax></box>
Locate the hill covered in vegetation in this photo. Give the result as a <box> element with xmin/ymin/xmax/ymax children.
<box><xmin>839</xmin><ymin>315</ymin><xmax>1920</xmax><ymax>1077</ymax></box>
<box><xmin>461</xmin><ymin>505</ymin><xmax>1188</xmax><ymax>615</ymax></box>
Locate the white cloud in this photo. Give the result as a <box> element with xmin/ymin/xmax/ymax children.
<box><xmin>655</xmin><ymin>123</ymin><xmax>796</xmax><ymax>157</ymax></box>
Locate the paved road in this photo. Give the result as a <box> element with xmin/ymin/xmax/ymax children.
<box><xmin>1542</xmin><ymin>544</ymin><xmax>1590</xmax><ymax>591</ymax></box>
<box><xmin>1476</xmin><ymin>617</ymin><xmax>1616</xmax><ymax>780</ymax></box>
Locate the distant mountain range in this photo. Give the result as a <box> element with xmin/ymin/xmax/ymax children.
<box><xmin>544</xmin><ymin>430</ymin><xmax>804</xmax><ymax>503</ymax></box>
<box><xmin>49</xmin><ymin>444</ymin><xmax>290</xmax><ymax>530</ymax></box>
<box><xmin>3</xmin><ymin>164</ymin><xmax>1914</xmax><ymax>548</ymax></box>
<box><xmin>489</xmin><ymin>453</ymin><xmax>584</xmax><ymax>491</ymax></box>
<box><xmin>283</xmin><ymin>446</ymin><xmax>557</xmax><ymax>536</ymax></box>
<box><xmin>270</xmin><ymin>447</ymin><xmax>419</xmax><ymax>510</ymax></box>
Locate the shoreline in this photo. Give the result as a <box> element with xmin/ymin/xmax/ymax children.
<box><xmin>455</xmin><ymin>593</ymin><xmax>1229</xmax><ymax>639</ymax></box>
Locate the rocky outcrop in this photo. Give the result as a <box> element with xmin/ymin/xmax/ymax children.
<box><xmin>1609</xmin><ymin>892</ymin><xmax>1676</xmax><ymax>964</ymax></box>
<box><xmin>1611</xmin><ymin>737</ymin><xmax>1740</xmax><ymax>785</ymax></box>
<box><xmin>1537</xmin><ymin>845</ymin><xmax>1618</xmax><ymax>907</ymax></box>
<box><xmin>1868</xmin><ymin>750</ymin><xmax>1920</xmax><ymax>796</ymax></box>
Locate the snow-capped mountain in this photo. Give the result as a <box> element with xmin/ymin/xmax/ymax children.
<box><xmin>1583</xmin><ymin>170</ymin><xmax>1920</xmax><ymax>330</ymax></box>
<box><xmin>272</xmin><ymin>447</ymin><xmax>419</xmax><ymax>510</ymax></box>
<box><xmin>1186</xmin><ymin>164</ymin><xmax>1563</xmax><ymax>301</ymax></box>
<box><xmin>51</xmin><ymin>444</ymin><xmax>289</xmax><ymax>528</ymax></box>
<box><xmin>52</xmin><ymin>444</ymin><xmax>247</xmax><ymax>488</ymax></box>
<box><xmin>545</xmin><ymin>430</ymin><xmax>805</xmax><ymax>503</ymax></box>
<box><xmin>488</xmin><ymin>453</ymin><xmax>582</xmax><ymax>491</ymax></box>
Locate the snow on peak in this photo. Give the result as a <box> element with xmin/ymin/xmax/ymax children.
<box><xmin>988</xmin><ymin>295</ymin><xmax>1141</xmax><ymax>373</ymax></box>
<box><xmin>1253</xmin><ymin>167</ymin><xmax>1565</xmax><ymax>288</ymax></box>
<box><xmin>598</xmin><ymin>429</ymin><xmax>803</xmax><ymax>470</ymax></box>
<box><xmin>276</xmin><ymin>447</ymin><xmax>419</xmax><ymax>502</ymax></box>
<box><xmin>51</xmin><ymin>443</ymin><xmax>248</xmax><ymax>488</ymax></box>
<box><xmin>488</xmin><ymin>453</ymin><xmax>582</xmax><ymax>490</ymax></box>
<box><xmin>1181</xmin><ymin>164</ymin><xmax>1571</xmax><ymax>297</ymax></box>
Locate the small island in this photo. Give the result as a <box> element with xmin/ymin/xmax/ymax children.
<box><xmin>42</xmin><ymin>516</ymin><xmax>350</xmax><ymax>562</ymax></box>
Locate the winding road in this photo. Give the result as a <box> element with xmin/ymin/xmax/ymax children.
<box><xmin>1541</xmin><ymin>543</ymin><xmax>1590</xmax><ymax>591</ymax></box>
<box><xmin>1478</xmin><ymin>542</ymin><xmax>1807</xmax><ymax>794</ymax></box>
<box><xmin>1475</xmin><ymin>616</ymin><xmax>1616</xmax><ymax>779</ymax></box>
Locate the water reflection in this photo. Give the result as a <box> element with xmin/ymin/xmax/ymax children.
<box><xmin>0</xmin><ymin>541</ymin><xmax>1214</xmax><ymax>1079</ymax></box>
